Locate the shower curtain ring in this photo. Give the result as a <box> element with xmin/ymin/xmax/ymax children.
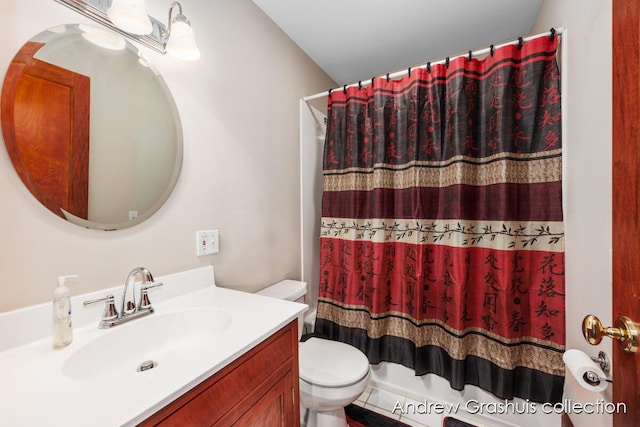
<box><xmin>358</xmin><ymin>81</ymin><xmax>362</xmax><ymax>90</ymax></box>
<box><xmin>426</xmin><ymin>62</ymin><xmax>431</xmax><ymax>73</ymax></box>
<box><xmin>549</xmin><ymin>28</ymin><xmax>556</xmax><ymax>40</ymax></box>
<box><xmin>518</xmin><ymin>37</ymin><xmax>523</xmax><ymax>49</ymax></box>
<box><xmin>445</xmin><ymin>57</ymin><xmax>450</xmax><ymax>68</ymax></box>
<box><xmin>386</xmin><ymin>73</ymin><xmax>390</xmax><ymax>82</ymax></box>
<box><xmin>468</xmin><ymin>50</ymin><xmax>472</xmax><ymax>61</ymax></box>
<box><xmin>490</xmin><ymin>44</ymin><xmax>494</xmax><ymax>57</ymax></box>
<box><xmin>343</xmin><ymin>85</ymin><xmax>347</xmax><ymax>94</ymax></box>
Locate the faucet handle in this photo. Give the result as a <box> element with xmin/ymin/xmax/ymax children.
<box><xmin>83</xmin><ymin>294</ymin><xmax>119</xmax><ymax>321</ymax></box>
<box><xmin>138</xmin><ymin>282</ymin><xmax>163</xmax><ymax>310</ymax></box>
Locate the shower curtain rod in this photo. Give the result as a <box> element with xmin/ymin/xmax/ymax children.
<box><xmin>303</xmin><ymin>27</ymin><xmax>565</xmax><ymax>102</ymax></box>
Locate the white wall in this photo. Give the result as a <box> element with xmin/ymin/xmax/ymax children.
<box><xmin>299</xmin><ymin>101</ymin><xmax>325</xmax><ymax>311</ymax></box>
<box><xmin>532</xmin><ymin>1</ymin><xmax>613</xmax><ymax>426</ymax></box>
<box><xmin>0</xmin><ymin>0</ymin><xmax>335</xmax><ymax>312</ymax></box>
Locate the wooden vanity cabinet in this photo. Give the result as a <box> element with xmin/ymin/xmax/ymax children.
<box><xmin>139</xmin><ymin>320</ymin><xmax>300</xmax><ymax>427</ymax></box>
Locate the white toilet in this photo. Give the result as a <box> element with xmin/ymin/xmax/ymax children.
<box><xmin>257</xmin><ymin>280</ymin><xmax>371</xmax><ymax>427</ymax></box>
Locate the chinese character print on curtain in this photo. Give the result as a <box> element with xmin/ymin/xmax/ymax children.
<box><xmin>315</xmin><ymin>35</ymin><xmax>564</xmax><ymax>404</ymax></box>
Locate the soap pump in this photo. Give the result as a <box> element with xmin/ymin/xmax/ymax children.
<box><xmin>53</xmin><ymin>275</ymin><xmax>76</xmax><ymax>349</ymax></box>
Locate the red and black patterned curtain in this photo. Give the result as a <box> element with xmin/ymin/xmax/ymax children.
<box><xmin>315</xmin><ymin>35</ymin><xmax>564</xmax><ymax>404</ymax></box>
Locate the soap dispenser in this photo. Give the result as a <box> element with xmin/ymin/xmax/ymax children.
<box><xmin>53</xmin><ymin>275</ymin><xmax>76</xmax><ymax>349</ymax></box>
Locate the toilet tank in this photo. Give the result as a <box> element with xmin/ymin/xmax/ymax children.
<box><xmin>257</xmin><ymin>280</ymin><xmax>307</xmax><ymax>303</ymax></box>
<box><xmin>257</xmin><ymin>280</ymin><xmax>307</xmax><ymax>338</ymax></box>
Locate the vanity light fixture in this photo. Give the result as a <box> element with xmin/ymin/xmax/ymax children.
<box><xmin>54</xmin><ymin>0</ymin><xmax>201</xmax><ymax>61</ymax></box>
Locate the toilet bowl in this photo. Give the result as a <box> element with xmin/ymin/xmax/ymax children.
<box><xmin>299</xmin><ymin>337</ymin><xmax>371</xmax><ymax>427</ymax></box>
<box><xmin>257</xmin><ymin>280</ymin><xmax>371</xmax><ymax>427</ymax></box>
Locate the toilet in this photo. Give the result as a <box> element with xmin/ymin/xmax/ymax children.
<box><xmin>257</xmin><ymin>280</ymin><xmax>371</xmax><ymax>427</ymax></box>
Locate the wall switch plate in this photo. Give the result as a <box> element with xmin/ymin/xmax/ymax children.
<box><xmin>196</xmin><ymin>230</ymin><xmax>219</xmax><ymax>256</ymax></box>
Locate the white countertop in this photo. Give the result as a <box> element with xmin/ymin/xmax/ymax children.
<box><xmin>0</xmin><ymin>267</ymin><xmax>306</xmax><ymax>426</ymax></box>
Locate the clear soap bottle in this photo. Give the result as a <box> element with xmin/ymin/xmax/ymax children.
<box><xmin>53</xmin><ymin>275</ymin><xmax>76</xmax><ymax>349</ymax></box>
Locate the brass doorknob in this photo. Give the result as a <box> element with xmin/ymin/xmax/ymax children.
<box><xmin>582</xmin><ymin>314</ymin><xmax>640</xmax><ymax>353</ymax></box>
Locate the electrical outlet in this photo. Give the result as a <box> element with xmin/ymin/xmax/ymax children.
<box><xmin>196</xmin><ymin>230</ymin><xmax>219</xmax><ymax>256</ymax></box>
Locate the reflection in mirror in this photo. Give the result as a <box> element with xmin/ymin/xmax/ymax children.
<box><xmin>1</xmin><ymin>24</ymin><xmax>182</xmax><ymax>230</ymax></box>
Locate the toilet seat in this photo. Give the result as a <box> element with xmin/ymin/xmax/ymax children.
<box><xmin>299</xmin><ymin>337</ymin><xmax>369</xmax><ymax>388</ymax></box>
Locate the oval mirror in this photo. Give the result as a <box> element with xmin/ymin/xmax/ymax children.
<box><xmin>1</xmin><ymin>24</ymin><xmax>182</xmax><ymax>230</ymax></box>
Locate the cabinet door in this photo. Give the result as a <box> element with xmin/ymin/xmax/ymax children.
<box><xmin>221</xmin><ymin>372</ymin><xmax>295</xmax><ymax>427</ymax></box>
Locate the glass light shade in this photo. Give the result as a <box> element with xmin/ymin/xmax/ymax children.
<box><xmin>166</xmin><ymin>18</ymin><xmax>201</xmax><ymax>61</ymax></box>
<box><xmin>107</xmin><ymin>0</ymin><xmax>153</xmax><ymax>35</ymax></box>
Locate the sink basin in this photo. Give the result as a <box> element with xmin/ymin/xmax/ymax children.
<box><xmin>63</xmin><ymin>307</ymin><xmax>232</xmax><ymax>381</ymax></box>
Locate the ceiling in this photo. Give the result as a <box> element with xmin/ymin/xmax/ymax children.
<box><xmin>252</xmin><ymin>0</ymin><xmax>544</xmax><ymax>85</ymax></box>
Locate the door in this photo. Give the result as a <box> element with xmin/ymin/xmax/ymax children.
<box><xmin>1</xmin><ymin>41</ymin><xmax>90</xmax><ymax>219</ymax></box>
<box><xmin>612</xmin><ymin>0</ymin><xmax>640</xmax><ymax>425</ymax></box>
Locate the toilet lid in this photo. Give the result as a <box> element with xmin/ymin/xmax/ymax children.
<box><xmin>299</xmin><ymin>338</ymin><xmax>369</xmax><ymax>387</ymax></box>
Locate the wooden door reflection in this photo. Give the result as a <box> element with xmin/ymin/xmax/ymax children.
<box><xmin>1</xmin><ymin>41</ymin><xmax>90</xmax><ymax>219</ymax></box>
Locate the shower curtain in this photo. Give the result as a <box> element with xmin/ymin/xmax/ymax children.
<box><xmin>315</xmin><ymin>35</ymin><xmax>564</xmax><ymax>404</ymax></box>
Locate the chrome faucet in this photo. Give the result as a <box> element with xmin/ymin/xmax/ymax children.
<box><xmin>122</xmin><ymin>267</ymin><xmax>153</xmax><ymax>315</ymax></box>
<box><xmin>84</xmin><ymin>267</ymin><xmax>163</xmax><ymax>329</ymax></box>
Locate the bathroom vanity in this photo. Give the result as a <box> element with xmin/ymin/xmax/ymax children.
<box><xmin>140</xmin><ymin>320</ymin><xmax>298</xmax><ymax>426</ymax></box>
<box><xmin>0</xmin><ymin>267</ymin><xmax>306</xmax><ymax>426</ymax></box>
